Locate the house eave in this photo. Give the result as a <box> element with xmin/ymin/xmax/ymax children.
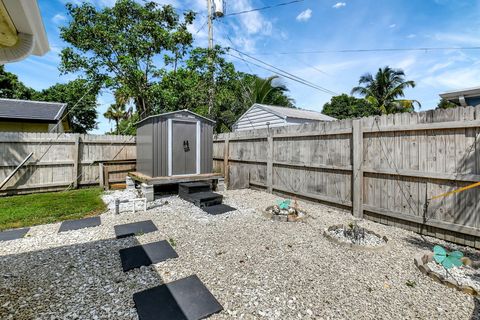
<box><xmin>0</xmin><ymin>0</ymin><xmax>49</xmax><ymax>64</ymax></box>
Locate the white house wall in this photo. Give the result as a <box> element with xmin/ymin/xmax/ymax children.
<box><xmin>233</xmin><ymin>105</ymin><xmax>285</xmax><ymax>131</ymax></box>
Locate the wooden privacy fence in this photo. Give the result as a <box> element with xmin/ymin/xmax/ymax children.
<box><xmin>0</xmin><ymin>132</ymin><xmax>136</xmax><ymax>195</ymax></box>
<box><xmin>213</xmin><ymin>106</ymin><xmax>480</xmax><ymax>247</ymax></box>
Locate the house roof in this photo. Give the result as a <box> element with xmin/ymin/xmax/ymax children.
<box><xmin>256</xmin><ymin>104</ymin><xmax>336</xmax><ymax>121</ymax></box>
<box><xmin>233</xmin><ymin>104</ymin><xmax>336</xmax><ymax>129</ymax></box>
<box><xmin>136</xmin><ymin>109</ymin><xmax>216</xmax><ymax>127</ymax></box>
<box><xmin>439</xmin><ymin>86</ymin><xmax>480</xmax><ymax>99</ymax></box>
<box><xmin>0</xmin><ymin>98</ymin><xmax>67</xmax><ymax>122</ymax></box>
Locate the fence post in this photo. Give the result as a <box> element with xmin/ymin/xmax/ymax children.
<box><xmin>352</xmin><ymin>119</ymin><xmax>363</xmax><ymax>218</ymax></box>
<box><xmin>223</xmin><ymin>134</ymin><xmax>230</xmax><ymax>189</ymax></box>
<box><xmin>72</xmin><ymin>134</ymin><xmax>81</xmax><ymax>189</ymax></box>
<box><xmin>99</xmin><ymin>162</ymin><xmax>105</xmax><ymax>189</ymax></box>
<box><xmin>266</xmin><ymin>133</ymin><xmax>273</xmax><ymax>193</ymax></box>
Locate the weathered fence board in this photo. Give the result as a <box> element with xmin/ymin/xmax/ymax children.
<box><xmin>214</xmin><ymin>106</ymin><xmax>480</xmax><ymax>247</ymax></box>
<box><xmin>0</xmin><ymin>132</ymin><xmax>136</xmax><ymax>195</ymax></box>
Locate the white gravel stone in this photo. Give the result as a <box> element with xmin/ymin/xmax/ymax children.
<box><xmin>427</xmin><ymin>261</ymin><xmax>480</xmax><ymax>292</ymax></box>
<box><xmin>0</xmin><ymin>188</ymin><xmax>479</xmax><ymax>319</ymax></box>
<box><xmin>326</xmin><ymin>226</ymin><xmax>386</xmax><ymax>247</ymax></box>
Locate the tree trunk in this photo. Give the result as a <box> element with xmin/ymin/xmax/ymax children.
<box><xmin>135</xmin><ymin>96</ymin><xmax>148</xmax><ymax>119</ymax></box>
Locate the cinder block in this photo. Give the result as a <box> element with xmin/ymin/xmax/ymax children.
<box><xmin>216</xmin><ymin>178</ymin><xmax>225</xmax><ymax>191</ymax></box>
<box><xmin>141</xmin><ymin>183</ymin><xmax>154</xmax><ymax>202</ymax></box>
<box><xmin>126</xmin><ymin>176</ymin><xmax>135</xmax><ymax>190</ymax></box>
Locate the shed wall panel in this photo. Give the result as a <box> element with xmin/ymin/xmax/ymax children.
<box><xmin>136</xmin><ymin>119</ymin><xmax>153</xmax><ymax>177</ymax></box>
<box><xmin>153</xmin><ymin>117</ymin><xmax>168</xmax><ymax>177</ymax></box>
<box><xmin>201</xmin><ymin>122</ymin><xmax>213</xmax><ymax>173</ymax></box>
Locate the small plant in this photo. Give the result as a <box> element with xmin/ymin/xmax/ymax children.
<box><xmin>168</xmin><ymin>237</ymin><xmax>176</xmax><ymax>248</ymax></box>
<box><xmin>405</xmin><ymin>280</ymin><xmax>416</xmax><ymax>288</ymax></box>
<box><xmin>343</xmin><ymin>220</ymin><xmax>365</xmax><ymax>243</ymax></box>
<box><xmin>433</xmin><ymin>245</ymin><xmax>464</xmax><ymax>269</ymax></box>
<box><xmin>277</xmin><ymin>199</ymin><xmax>291</xmax><ymax>210</ymax></box>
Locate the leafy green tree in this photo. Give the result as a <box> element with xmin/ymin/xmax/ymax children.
<box><xmin>246</xmin><ymin>75</ymin><xmax>294</xmax><ymax>107</ymax></box>
<box><xmin>437</xmin><ymin>98</ymin><xmax>458</xmax><ymax>109</ymax></box>
<box><xmin>117</xmin><ymin>112</ymin><xmax>140</xmax><ymax>136</ymax></box>
<box><xmin>35</xmin><ymin>79</ymin><xmax>99</xmax><ymax>133</ymax></box>
<box><xmin>153</xmin><ymin>46</ymin><xmax>294</xmax><ymax>132</ymax></box>
<box><xmin>351</xmin><ymin>66</ymin><xmax>420</xmax><ymax>114</ymax></box>
<box><xmin>0</xmin><ymin>66</ymin><xmax>36</xmax><ymax>99</ymax></box>
<box><xmin>59</xmin><ymin>0</ymin><xmax>195</xmax><ymax>118</ymax></box>
<box><xmin>104</xmin><ymin>103</ymin><xmax>132</xmax><ymax>134</ymax></box>
<box><xmin>322</xmin><ymin>94</ymin><xmax>379</xmax><ymax>119</ymax></box>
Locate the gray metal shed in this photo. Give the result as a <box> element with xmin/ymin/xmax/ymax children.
<box><xmin>136</xmin><ymin>110</ymin><xmax>215</xmax><ymax>178</ymax></box>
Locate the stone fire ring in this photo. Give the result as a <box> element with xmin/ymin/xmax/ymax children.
<box><xmin>414</xmin><ymin>252</ymin><xmax>478</xmax><ymax>296</ymax></box>
<box><xmin>323</xmin><ymin>224</ymin><xmax>389</xmax><ymax>251</ymax></box>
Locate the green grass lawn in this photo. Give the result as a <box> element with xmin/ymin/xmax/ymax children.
<box><xmin>0</xmin><ymin>188</ymin><xmax>106</xmax><ymax>231</ymax></box>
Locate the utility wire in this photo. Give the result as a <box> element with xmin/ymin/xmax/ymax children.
<box><xmin>227</xmin><ymin>48</ymin><xmax>338</xmax><ymax>95</ymax></box>
<box><xmin>225</xmin><ymin>0</ymin><xmax>304</xmax><ymax>17</ymax></box>
<box><xmin>195</xmin><ymin>18</ymin><xmax>208</xmax><ymax>35</ymax></box>
<box><xmin>227</xmin><ymin>52</ymin><xmax>331</xmax><ymax>94</ymax></box>
<box><xmin>252</xmin><ymin>46</ymin><xmax>480</xmax><ymax>55</ymax></box>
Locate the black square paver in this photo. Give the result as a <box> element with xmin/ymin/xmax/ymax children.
<box><xmin>59</xmin><ymin>216</ymin><xmax>101</xmax><ymax>233</ymax></box>
<box><xmin>114</xmin><ymin>220</ymin><xmax>158</xmax><ymax>239</ymax></box>
<box><xmin>133</xmin><ymin>275</ymin><xmax>223</xmax><ymax>320</ymax></box>
<box><xmin>119</xmin><ymin>240</ymin><xmax>178</xmax><ymax>272</ymax></box>
<box><xmin>0</xmin><ymin>228</ymin><xmax>29</xmax><ymax>242</ymax></box>
<box><xmin>202</xmin><ymin>204</ymin><xmax>236</xmax><ymax>215</ymax></box>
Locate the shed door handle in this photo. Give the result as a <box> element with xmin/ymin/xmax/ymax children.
<box><xmin>183</xmin><ymin>140</ymin><xmax>190</xmax><ymax>152</ymax></box>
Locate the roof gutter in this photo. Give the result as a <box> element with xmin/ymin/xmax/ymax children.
<box><xmin>0</xmin><ymin>0</ymin><xmax>49</xmax><ymax>64</ymax></box>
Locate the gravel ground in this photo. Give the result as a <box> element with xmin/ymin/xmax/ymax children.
<box><xmin>1</xmin><ymin>188</ymin><xmax>479</xmax><ymax>319</ymax></box>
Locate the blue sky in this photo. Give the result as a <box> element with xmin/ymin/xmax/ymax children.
<box><xmin>5</xmin><ymin>0</ymin><xmax>480</xmax><ymax>134</ymax></box>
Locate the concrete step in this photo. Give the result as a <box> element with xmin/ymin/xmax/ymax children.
<box><xmin>180</xmin><ymin>191</ymin><xmax>223</xmax><ymax>208</ymax></box>
<box><xmin>178</xmin><ymin>182</ymin><xmax>212</xmax><ymax>196</ymax></box>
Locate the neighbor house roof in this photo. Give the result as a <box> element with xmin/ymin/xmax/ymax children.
<box><xmin>439</xmin><ymin>86</ymin><xmax>480</xmax><ymax>99</ymax></box>
<box><xmin>439</xmin><ymin>86</ymin><xmax>480</xmax><ymax>107</ymax></box>
<box><xmin>233</xmin><ymin>103</ymin><xmax>337</xmax><ymax>126</ymax></box>
<box><xmin>0</xmin><ymin>0</ymin><xmax>49</xmax><ymax>63</ymax></box>
<box><xmin>0</xmin><ymin>98</ymin><xmax>67</xmax><ymax>122</ymax></box>
<box><xmin>255</xmin><ymin>104</ymin><xmax>336</xmax><ymax>121</ymax></box>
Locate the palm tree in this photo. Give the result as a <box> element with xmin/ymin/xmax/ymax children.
<box><xmin>248</xmin><ymin>75</ymin><xmax>294</xmax><ymax>107</ymax></box>
<box><xmin>103</xmin><ymin>103</ymin><xmax>131</xmax><ymax>134</ymax></box>
<box><xmin>351</xmin><ymin>66</ymin><xmax>420</xmax><ymax>114</ymax></box>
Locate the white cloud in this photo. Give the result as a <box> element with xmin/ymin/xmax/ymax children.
<box><xmin>406</xmin><ymin>34</ymin><xmax>416</xmax><ymax>38</ymax></box>
<box><xmin>389</xmin><ymin>24</ymin><xmax>396</xmax><ymax>28</ymax></box>
<box><xmin>229</xmin><ymin>0</ymin><xmax>272</xmax><ymax>35</ymax></box>
<box><xmin>433</xmin><ymin>32</ymin><xmax>480</xmax><ymax>45</ymax></box>
<box><xmin>296</xmin><ymin>9</ymin><xmax>312</xmax><ymax>22</ymax></box>
<box><xmin>427</xmin><ymin>61</ymin><xmax>453</xmax><ymax>74</ymax></box>
<box><xmin>422</xmin><ymin>67</ymin><xmax>480</xmax><ymax>89</ymax></box>
<box><xmin>332</xmin><ymin>2</ymin><xmax>346</xmax><ymax>9</ymax></box>
<box><xmin>52</xmin><ymin>13</ymin><xmax>67</xmax><ymax>24</ymax></box>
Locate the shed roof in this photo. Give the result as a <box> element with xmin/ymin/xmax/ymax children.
<box><xmin>0</xmin><ymin>98</ymin><xmax>67</xmax><ymax>122</ymax></box>
<box><xmin>136</xmin><ymin>109</ymin><xmax>216</xmax><ymax>126</ymax></box>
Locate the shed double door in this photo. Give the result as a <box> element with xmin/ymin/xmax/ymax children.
<box><xmin>172</xmin><ymin>120</ymin><xmax>197</xmax><ymax>175</ymax></box>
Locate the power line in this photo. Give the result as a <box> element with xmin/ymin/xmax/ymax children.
<box><xmin>225</xmin><ymin>0</ymin><xmax>304</xmax><ymax>17</ymax></box>
<box><xmin>252</xmin><ymin>46</ymin><xmax>480</xmax><ymax>55</ymax></box>
<box><xmin>195</xmin><ymin>18</ymin><xmax>208</xmax><ymax>35</ymax></box>
<box><xmin>228</xmin><ymin>47</ymin><xmax>338</xmax><ymax>95</ymax></box>
<box><xmin>227</xmin><ymin>52</ymin><xmax>337</xmax><ymax>95</ymax></box>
